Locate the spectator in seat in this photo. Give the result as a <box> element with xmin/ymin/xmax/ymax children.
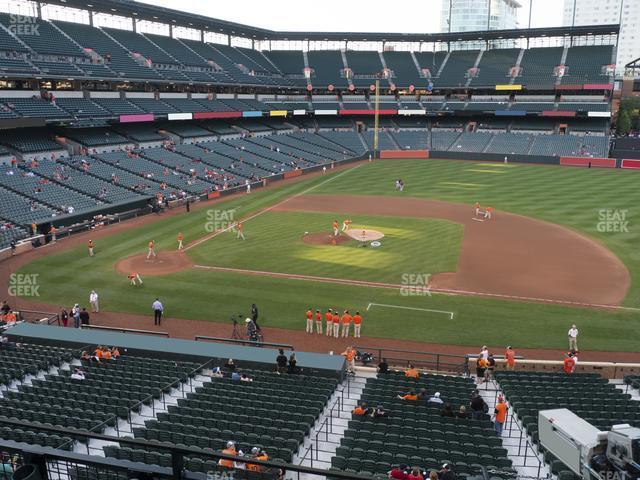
<box><xmin>276</xmin><ymin>349</ymin><xmax>288</xmax><ymax>374</ymax></box>
<box><xmin>456</xmin><ymin>405</ymin><xmax>468</xmax><ymax>419</ymax></box>
<box><xmin>231</xmin><ymin>370</ymin><xmax>242</xmax><ymax>381</ymax></box>
<box><xmin>218</xmin><ymin>441</ymin><xmax>238</xmax><ymax>468</ymax></box>
<box><xmin>70</xmin><ymin>368</ymin><xmax>85</xmax><ymax>381</ymax></box>
<box><xmin>287</xmin><ymin>353</ymin><xmax>299</xmax><ymax>374</ymax></box>
<box><xmin>246</xmin><ymin>447</ymin><xmax>268</xmax><ymax>472</ymax></box>
<box><xmin>111</xmin><ymin>347</ymin><xmax>120</xmax><ymax>358</ymax></box>
<box><xmin>417</xmin><ymin>388</ymin><xmax>428</xmax><ymax>401</ymax></box>
<box><xmin>377</xmin><ymin>358</ymin><xmax>389</xmax><ymax>374</ymax></box>
<box><xmin>352</xmin><ymin>402</ymin><xmax>371</xmax><ymax>415</ymax></box>
<box><xmin>405</xmin><ymin>364</ymin><xmax>420</xmax><ymax>379</ymax></box>
<box><xmin>240</xmin><ymin>373</ymin><xmax>253</xmax><ymax>382</ymax></box>
<box><xmin>398</xmin><ymin>390</ymin><xmax>418</xmax><ymax>401</ymax></box>
<box><xmin>372</xmin><ymin>405</ymin><xmax>388</xmax><ymax>418</ymax></box>
<box><xmin>439</xmin><ymin>464</ymin><xmax>455</xmax><ymax>480</ymax></box>
<box><xmin>408</xmin><ymin>467</ymin><xmax>424</xmax><ymax>480</ymax></box>
<box><xmin>441</xmin><ymin>403</ymin><xmax>454</xmax><ymax>418</ymax></box>
<box><xmin>225</xmin><ymin>358</ymin><xmax>236</xmax><ymax>371</ymax></box>
<box><xmin>428</xmin><ymin>392</ymin><xmax>444</xmax><ymax>405</ymax></box>
<box><xmin>389</xmin><ymin>464</ymin><xmax>410</xmax><ymax>479</ymax></box>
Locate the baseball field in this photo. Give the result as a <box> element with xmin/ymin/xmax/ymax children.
<box><xmin>10</xmin><ymin>158</ymin><xmax>640</xmax><ymax>352</ymax></box>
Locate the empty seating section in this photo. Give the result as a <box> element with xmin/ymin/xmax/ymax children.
<box><xmin>0</xmin><ymin>14</ymin><xmax>81</xmax><ymax>57</ymax></box>
<box><xmin>562</xmin><ymin>46</ymin><xmax>613</xmax><ymax>85</ymax></box>
<box><xmin>263</xmin><ymin>50</ymin><xmax>307</xmax><ymax>86</ymax></box>
<box><xmin>110</xmin><ymin>124</ymin><xmax>165</xmax><ymax>142</ymax></box>
<box><xmin>308</xmin><ymin>51</ymin><xmax>348</xmax><ymax>88</ymax></box>
<box><xmin>54</xmin><ymin>21</ymin><xmax>162</xmax><ymax>81</ymax></box>
<box><xmin>473</xmin><ymin>49</ymin><xmax>520</xmax><ymax>86</ymax></box>
<box><xmin>30</xmin><ymin>158</ymin><xmax>143</xmax><ymax>203</ymax></box>
<box><xmin>383</xmin><ymin>52</ymin><xmax>423</xmax><ymax>87</ymax></box>
<box><xmin>175</xmin><ymin>142</ymin><xmax>265</xmax><ymax>182</ymax></box>
<box><xmin>362</xmin><ymin>131</ymin><xmax>396</xmax><ymax>150</ymax></box>
<box><xmin>55</xmin><ymin>98</ymin><xmax>111</xmax><ymax>118</ymax></box>
<box><xmin>92</xmin><ymin>98</ymin><xmax>144</xmax><ymax>115</ymax></box>
<box><xmin>449</xmin><ymin>133</ymin><xmax>494</xmax><ymax>153</ymax></box>
<box><xmin>0</xmin><ymin>163</ymin><xmax>103</xmax><ymax>212</ymax></box>
<box><xmin>0</xmin><ymin>343</ymin><xmax>77</xmax><ymax>448</ymax></box>
<box><xmin>437</xmin><ymin>51</ymin><xmax>480</xmax><ymax>87</ymax></box>
<box><xmin>0</xmin><ymin>129</ymin><xmax>61</xmax><ymax>152</ymax></box>
<box><xmin>431</xmin><ymin>131</ymin><xmax>462</xmax><ymax>151</ymax></box>
<box><xmin>102</xmin><ymin>368</ymin><xmax>337</xmax><ymax>474</ymax></box>
<box><xmin>236</xmin><ymin>46</ymin><xmax>278</xmax><ymax>75</ymax></box>
<box><xmin>319</xmin><ymin>132</ymin><xmax>366</xmax><ymax>155</ymax></box>
<box><xmin>496</xmin><ymin>371</ymin><xmax>640</xmax><ymax>452</ymax></box>
<box><xmin>517</xmin><ymin>47</ymin><xmax>563</xmax><ymax>88</ymax></box>
<box><xmin>1</xmin><ymin>97</ymin><xmax>68</xmax><ymax>119</ymax></box>
<box><xmin>414</xmin><ymin>52</ymin><xmax>447</xmax><ymax>81</ymax></box>
<box><xmin>346</xmin><ymin>51</ymin><xmax>384</xmax><ymax>87</ymax></box>
<box><xmin>0</xmin><ymin>188</ymin><xmax>59</xmax><ymax>225</ymax></box>
<box><xmin>103</xmin><ymin>28</ymin><xmax>177</xmax><ymax>66</ymax></box>
<box><xmin>484</xmin><ymin>133</ymin><xmax>533</xmax><ymax>154</ymax></box>
<box><xmin>63</xmin><ymin>128</ymin><xmax>129</xmax><ymax>147</ymax></box>
<box><xmin>0</xmin><ymin>20</ymin><xmax>28</xmax><ymax>52</ymax></box>
<box><xmin>391</xmin><ymin>131</ymin><xmax>430</xmax><ymax>150</ymax></box>
<box><xmin>62</xmin><ymin>154</ymin><xmax>161</xmax><ymax>195</ymax></box>
<box><xmin>0</xmin><ymin>57</ymin><xmax>37</xmax><ymax>76</ymax></box>
<box><xmin>332</xmin><ymin>371</ymin><xmax>511</xmax><ymax>478</ymax></box>
<box><xmin>207</xmin><ymin>44</ymin><xmax>268</xmax><ymax>86</ymax></box>
<box><xmin>529</xmin><ymin>134</ymin><xmax>609</xmax><ymax>157</ymax></box>
<box><xmin>127</xmin><ymin>98</ymin><xmax>177</xmax><ymax>114</ymax></box>
<box><xmin>0</xmin><ymin>222</ymin><xmax>28</xmax><ymax>249</ymax></box>
<box><xmin>160</xmin><ymin>122</ymin><xmax>214</xmax><ymax>138</ymax></box>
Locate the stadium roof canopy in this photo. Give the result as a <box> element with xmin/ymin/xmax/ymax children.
<box><xmin>46</xmin><ymin>0</ymin><xmax>619</xmax><ymax>42</ymax></box>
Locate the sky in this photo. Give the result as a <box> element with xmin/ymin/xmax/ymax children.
<box><xmin>137</xmin><ymin>0</ymin><xmax>565</xmax><ymax>34</ymax></box>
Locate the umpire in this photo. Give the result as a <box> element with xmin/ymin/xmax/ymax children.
<box><xmin>152</xmin><ymin>298</ymin><xmax>163</xmax><ymax>326</ymax></box>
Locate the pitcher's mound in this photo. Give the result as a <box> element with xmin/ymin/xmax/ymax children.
<box><xmin>115</xmin><ymin>251</ymin><xmax>193</xmax><ymax>276</ymax></box>
<box><xmin>302</xmin><ymin>232</ymin><xmax>352</xmax><ymax>246</ymax></box>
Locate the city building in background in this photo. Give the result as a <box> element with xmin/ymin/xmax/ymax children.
<box><xmin>441</xmin><ymin>0</ymin><xmax>521</xmax><ymax>33</ymax></box>
<box><xmin>563</xmin><ymin>0</ymin><xmax>638</xmax><ymax>72</ymax></box>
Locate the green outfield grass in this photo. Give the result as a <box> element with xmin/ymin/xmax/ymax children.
<box><xmin>14</xmin><ymin>159</ymin><xmax>640</xmax><ymax>351</ymax></box>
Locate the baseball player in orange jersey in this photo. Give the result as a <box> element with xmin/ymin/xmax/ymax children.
<box><xmin>484</xmin><ymin>206</ymin><xmax>494</xmax><ymax>220</ymax></box>
<box><xmin>128</xmin><ymin>272</ymin><xmax>143</xmax><ymax>285</ymax></box>
<box><xmin>341</xmin><ymin>219</ymin><xmax>352</xmax><ymax>232</ymax></box>
<box><xmin>315</xmin><ymin>309</ymin><xmax>323</xmax><ymax>334</ymax></box>
<box><xmin>332</xmin><ymin>311</ymin><xmax>340</xmax><ymax>338</ymax></box>
<box><xmin>332</xmin><ymin>220</ymin><xmax>339</xmax><ymax>237</ymax></box>
<box><xmin>325</xmin><ymin>309</ymin><xmax>333</xmax><ymax>336</ymax></box>
<box><xmin>236</xmin><ymin>222</ymin><xmax>245</xmax><ymax>240</ymax></box>
<box><xmin>88</xmin><ymin>240</ymin><xmax>95</xmax><ymax>257</ymax></box>
<box><xmin>474</xmin><ymin>202</ymin><xmax>480</xmax><ymax>217</ymax></box>
<box><xmin>341</xmin><ymin>310</ymin><xmax>352</xmax><ymax>338</ymax></box>
<box><xmin>177</xmin><ymin>232</ymin><xmax>184</xmax><ymax>251</ymax></box>
<box><xmin>147</xmin><ymin>240</ymin><xmax>157</xmax><ymax>259</ymax></box>
<box><xmin>353</xmin><ymin>311</ymin><xmax>363</xmax><ymax>338</ymax></box>
<box><xmin>305</xmin><ymin>308</ymin><xmax>313</xmax><ymax>333</ymax></box>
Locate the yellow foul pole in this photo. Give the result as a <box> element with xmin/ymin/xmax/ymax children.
<box><xmin>373</xmin><ymin>79</ymin><xmax>380</xmax><ymax>158</ymax></box>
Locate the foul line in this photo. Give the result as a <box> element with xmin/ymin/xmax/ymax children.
<box><xmin>184</xmin><ymin>164</ymin><xmax>364</xmax><ymax>252</ymax></box>
<box><xmin>192</xmin><ymin>264</ymin><xmax>640</xmax><ymax>312</ymax></box>
<box><xmin>367</xmin><ymin>302</ymin><xmax>455</xmax><ymax>320</ymax></box>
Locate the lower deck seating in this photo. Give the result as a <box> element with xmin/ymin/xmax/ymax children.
<box><xmin>332</xmin><ymin>371</ymin><xmax>512</xmax><ymax>478</ymax></box>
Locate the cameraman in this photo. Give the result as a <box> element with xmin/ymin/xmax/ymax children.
<box><xmin>245</xmin><ymin>317</ymin><xmax>259</xmax><ymax>342</ymax></box>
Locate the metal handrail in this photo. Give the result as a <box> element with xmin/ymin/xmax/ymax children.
<box><xmin>83</xmin><ymin>325</ymin><xmax>169</xmax><ymax>337</ymax></box>
<box><xmin>195</xmin><ymin>335</ymin><xmax>293</xmax><ymax>350</ymax></box>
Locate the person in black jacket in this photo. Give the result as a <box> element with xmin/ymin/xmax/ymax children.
<box><xmin>79</xmin><ymin>308</ymin><xmax>90</xmax><ymax>327</ymax></box>
<box><xmin>276</xmin><ymin>349</ymin><xmax>288</xmax><ymax>374</ymax></box>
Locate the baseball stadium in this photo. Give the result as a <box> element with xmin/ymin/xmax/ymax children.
<box><xmin>0</xmin><ymin>0</ymin><xmax>639</xmax><ymax>478</ymax></box>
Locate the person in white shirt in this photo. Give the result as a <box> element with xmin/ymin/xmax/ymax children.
<box><xmin>480</xmin><ymin>346</ymin><xmax>489</xmax><ymax>360</ymax></box>
<box><xmin>568</xmin><ymin>325</ymin><xmax>578</xmax><ymax>351</ymax></box>
<box><xmin>89</xmin><ymin>290</ymin><xmax>99</xmax><ymax>313</ymax></box>
<box><xmin>70</xmin><ymin>368</ymin><xmax>85</xmax><ymax>380</ymax></box>
<box><xmin>152</xmin><ymin>298</ymin><xmax>163</xmax><ymax>326</ymax></box>
<box><xmin>428</xmin><ymin>392</ymin><xmax>444</xmax><ymax>404</ymax></box>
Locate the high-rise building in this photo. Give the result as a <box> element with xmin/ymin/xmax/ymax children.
<box><xmin>563</xmin><ymin>0</ymin><xmax>639</xmax><ymax>72</ymax></box>
<box><xmin>441</xmin><ymin>0</ymin><xmax>520</xmax><ymax>33</ymax></box>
